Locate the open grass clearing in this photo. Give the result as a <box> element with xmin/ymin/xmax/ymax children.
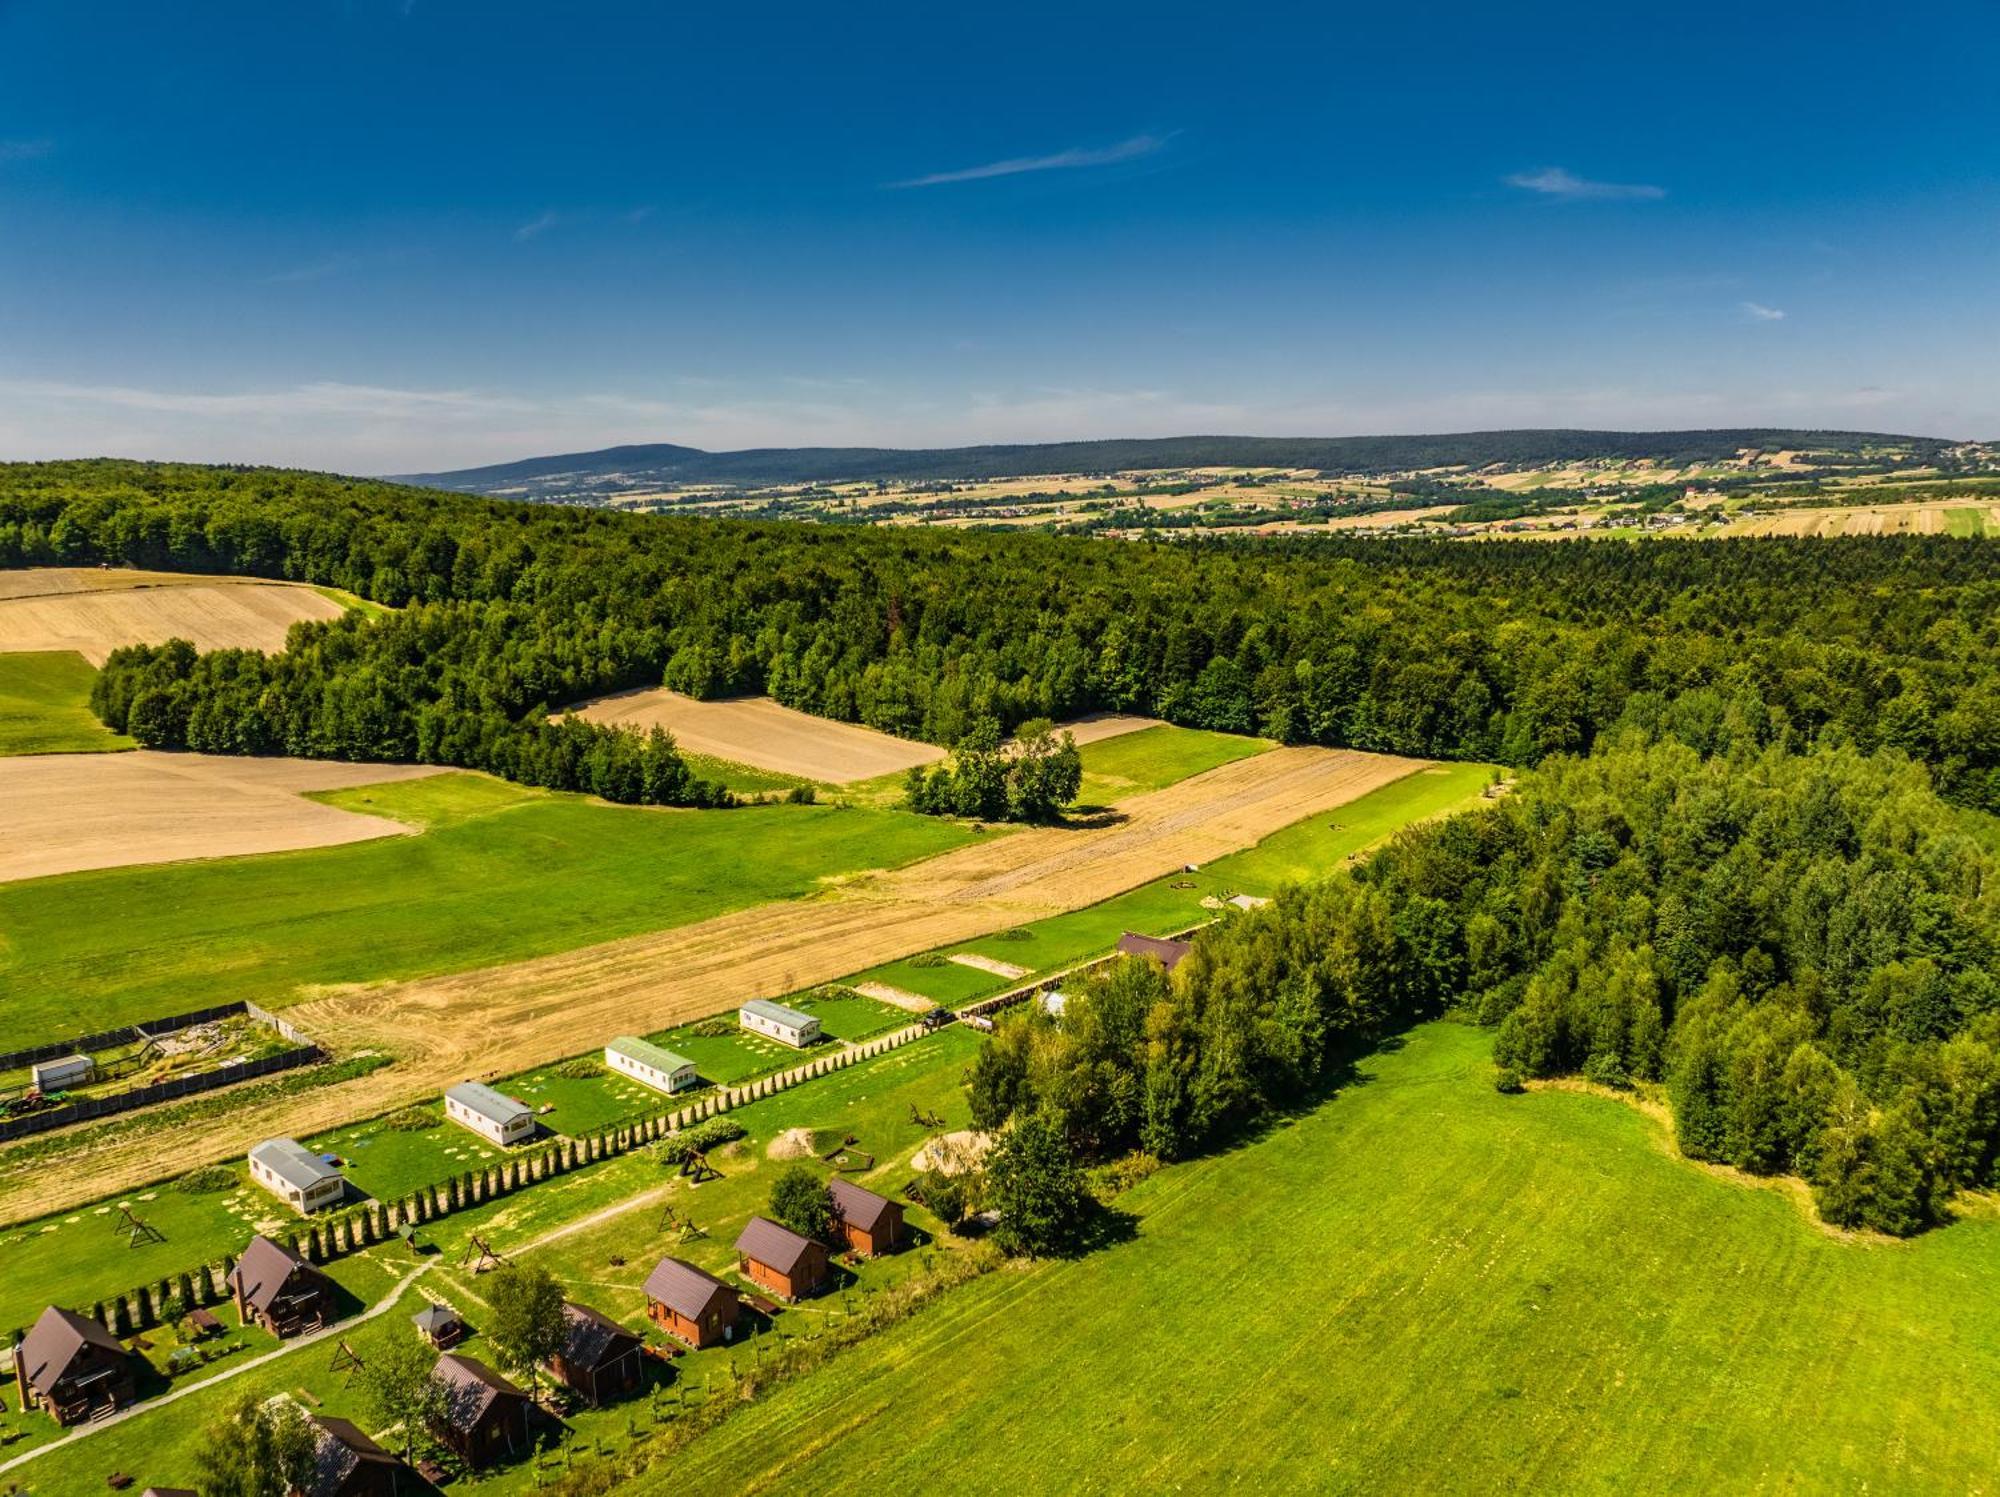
<box><xmin>1072</xmin><ymin>723</ymin><xmax>1273</xmax><ymax>808</ymax></box>
<box><xmin>0</xmin><ymin>650</ymin><xmax>134</xmax><ymax>755</ymax></box>
<box><xmin>0</xmin><ymin>772</ymin><xmax>978</xmax><ymax>1048</ymax></box>
<box><xmin>568</xmin><ymin>687</ymin><xmax>946</xmax><ymax>784</ymax></box>
<box><xmin>662</xmin><ymin>1022</ymin><xmax>2000</xmax><ymax>1495</ymax></box>
<box><xmin>0</xmin><ymin>568</ymin><xmax>346</xmax><ymax>663</ymax></box>
<box><xmin>0</xmin><ymin>751</ymin><xmax>447</xmax><ymax>884</ymax></box>
<box><xmin>304</xmin><ymin>1111</ymin><xmax>512</xmax><ymax>1203</ymax></box>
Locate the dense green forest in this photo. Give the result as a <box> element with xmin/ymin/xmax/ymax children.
<box><xmin>400</xmin><ymin>427</ymin><xmax>1941</xmax><ymax>493</ymax></box>
<box><xmin>4</xmin><ymin>459</ymin><xmax>2000</xmax><ymax>814</ymax></box>
<box><xmin>970</xmin><ymin>736</ymin><xmax>2000</xmax><ymax>1236</ymax></box>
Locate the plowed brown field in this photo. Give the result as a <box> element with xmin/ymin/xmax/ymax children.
<box><xmin>0</xmin><ymin>746</ymin><xmax>1422</xmax><ymax>1223</ymax></box>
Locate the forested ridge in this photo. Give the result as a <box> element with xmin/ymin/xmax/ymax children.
<box><xmin>4</xmin><ymin>460</ymin><xmax>2000</xmax><ymax>810</ymax></box>
<box><xmin>398</xmin><ymin>427</ymin><xmax>1942</xmax><ymax>492</ymax></box>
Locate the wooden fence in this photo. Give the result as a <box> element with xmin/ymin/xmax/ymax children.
<box><xmin>0</xmin><ymin>1002</ymin><xmax>251</xmax><ymax>1073</ymax></box>
<box><xmin>0</xmin><ymin>1045</ymin><xmax>323</xmax><ymax>1141</ymax></box>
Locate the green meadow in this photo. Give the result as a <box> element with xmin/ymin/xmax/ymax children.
<box><xmin>0</xmin><ymin>651</ymin><xmax>134</xmax><ymax>755</ymax></box>
<box><xmin>1072</xmin><ymin>723</ymin><xmax>1272</xmax><ymax>807</ymax></box>
<box><xmin>0</xmin><ymin>774</ymin><xmax>978</xmax><ymax>1048</ymax></box>
<box><xmin>664</xmin><ymin>1022</ymin><xmax>2000</xmax><ymax>1495</ymax></box>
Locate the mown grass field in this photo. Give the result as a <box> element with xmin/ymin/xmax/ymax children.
<box><xmin>0</xmin><ymin>650</ymin><xmax>133</xmax><ymax>755</ymax></box>
<box><xmin>662</xmin><ymin>1022</ymin><xmax>2000</xmax><ymax>1495</ymax></box>
<box><xmin>1072</xmin><ymin>723</ymin><xmax>1272</xmax><ymax>807</ymax></box>
<box><xmin>16</xmin><ymin>1030</ymin><xmax>986</xmax><ymax>1495</ymax></box>
<box><xmin>0</xmin><ymin>774</ymin><xmax>978</xmax><ymax>1048</ymax></box>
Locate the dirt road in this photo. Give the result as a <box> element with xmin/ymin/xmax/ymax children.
<box><xmin>0</xmin><ymin>746</ymin><xmax>1422</xmax><ymax>1223</ymax></box>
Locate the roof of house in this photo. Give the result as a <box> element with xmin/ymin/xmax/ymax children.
<box><xmin>310</xmin><ymin>1414</ymin><xmax>401</xmax><ymax>1492</ymax></box>
<box><xmin>735</xmin><ymin>1215</ymin><xmax>820</xmax><ymax>1276</ymax></box>
<box><xmin>642</xmin><ymin>1257</ymin><xmax>737</xmax><ymax>1322</ymax></box>
<box><xmin>435</xmin><ymin>1353</ymin><xmax>525</xmax><ymax>1430</ymax></box>
<box><xmin>605</xmin><ymin>1036</ymin><xmax>696</xmax><ymax>1073</ymax></box>
<box><xmin>1117</xmin><ymin>931</ymin><xmax>1193</xmax><ymax>972</ymax></box>
<box><xmin>557</xmin><ymin>1302</ymin><xmax>640</xmax><ymax>1370</ymax></box>
<box><xmin>19</xmin><ymin>1306</ymin><xmax>125</xmax><ymax>1395</ymax></box>
<box><xmin>230</xmin><ymin>1234</ymin><xmax>329</xmax><ymax>1314</ymax></box>
<box><xmin>249</xmin><ymin>1137</ymin><xmax>342</xmax><ymax>1192</ymax></box>
<box><xmin>828</xmin><ymin>1177</ymin><xmax>899</xmax><ymax>1234</ymax></box>
<box><xmin>740</xmin><ymin>999</ymin><xmax>817</xmax><ymax>1030</ymax></box>
<box><xmin>411</xmin><ymin>1303</ymin><xmax>464</xmax><ymax>1336</ymax></box>
<box><xmin>445</xmin><ymin>1081</ymin><xmax>531</xmax><ymax>1126</ymax></box>
<box><xmin>143</xmin><ymin>1488</ymin><xmax>199</xmax><ymax>1497</ymax></box>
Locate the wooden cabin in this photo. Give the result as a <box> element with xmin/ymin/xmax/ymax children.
<box><xmin>827</xmin><ymin>1178</ymin><xmax>905</xmax><ymax>1257</ymax></box>
<box><xmin>643</xmin><ymin>1257</ymin><xmax>741</xmax><ymax>1349</ymax></box>
<box><xmin>548</xmin><ymin>1303</ymin><xmax>642</xmax><ymax>1406</ymax></box>
<box><xmin>231</xmin><ymin>1234</ymin><xmax>337</xmax><ymax>1338</ymax></box>
<box><xmin>431</xmin><ymin>1353</ymin><xmax>529</xmax><ymax>1466</ymax></box>
<box><xmin>1116</xmin><ymin>931</ymin><xmax>1192</xmax><ymax>973</ymax></box>
<box><xmin>734</xmin><ymin>1216</ymin><xmax>828</xmax><ymax>1301</ymax></box>
<box><xmin>14</xmin><ymin>1306</ymin><xmax>134</xmax><ymax>1426</ymax></box>
<box><xmin>305</xmin><ymin>1414</ymin><xmax>408</xmax><ymax>1497</ymax></box>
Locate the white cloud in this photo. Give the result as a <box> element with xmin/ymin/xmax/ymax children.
<box><xmin>1505</xmin><ymin>166</ymin><xmax>1665</xmax><ymax>201</ymax></box>
<box><xmin>889</xmin><ymin>134</ymin><xmax>1170</xmax><ymax>189</ymax></box>
<box><xmin>513</xmin><ymin>211</ymin><xmax>558</xmax><ymax>241</ymax></box>
<box><xmin>1741</xmin><ymin>300</ymin><xmax>1787</xmax><ymax>322</ymax></box>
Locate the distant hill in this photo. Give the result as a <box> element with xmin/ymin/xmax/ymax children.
<box><xmin>394</xmin><ymin>429</ymin><xmax>1947</xmax><ymax>498</ymax></box>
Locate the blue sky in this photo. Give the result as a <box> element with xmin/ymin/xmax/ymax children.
<box><xmin>1</xmin><ymin>0</ymin><xmax>1995</xmax><ymax>472</ymax></box>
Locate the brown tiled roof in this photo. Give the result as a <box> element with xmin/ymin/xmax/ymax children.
<box><xmin>735</xmin><ymin>1216</ymin><xmax>817</xmax><ymax>1276</ymax></box>
<box><xmin>557</xmin><ymin>1302</ymin><xmax>639</xmax><ymax>1371</ymax></box>
<box><xmin>310</xmin><ymin>1414</ymin><xmax>402</xmax><ymax>1493</ymax></box>
<box><xmin>19</xmin><ymin>1306</ymin><xmax>124</xmax><ymax>1395</ymax></box>
<box><xmin>434</xmin><ymin>1352</ymin><xmax>525</xmax><ymax>1430</ymax></box>
<box><xmin>827</xmin><ymin>1178</ymin><xmax>897</xmax><ymax>1234</ymax></box>
<box><xmin>1117</xmin><ymin>931</ymin><xmax>1192</xmax><ymax>972</ymax></box>
<box><xmin>230</xmin><ymin>1234</ymin><xmax>330</xmax><ymax>1315</ymax></box>
<box><xmin>643</xmin><ymin>1257</ymin><xmax>737</xmax><ymax>1322</ymax></box>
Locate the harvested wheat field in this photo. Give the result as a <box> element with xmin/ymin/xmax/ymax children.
<box><xmin>1717</xmin><ymin>501</ymin><xmax>2000</xmax><ymax>538</ymax></box>
<box><xmin>0</xmin><ymin>746</ymin><xmax>1422</xmax><ymax>1220</ymax></box>
<box><xmin>0</xmin><ymin>752</ymin><xmax>446</xmax><ymax>883</ymax></box>
<box><xmin>569</xmin><ymin>686</ymin><xmax>946</xmax><ymax>782</ymax></box>
<box><xmin>0</xmin><ymin>567</ymin><xmax>345</xmax><ymax>662</ymax></box>
<box><xmin>1049</xmin><ymin>712</ymin><xmax>1156</xmax><ymax>746</ymax></box>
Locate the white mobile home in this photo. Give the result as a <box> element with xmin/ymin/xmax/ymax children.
<box><xmin>248</xmin><ymin>1137</ymin><xmax>345</xmax><ymax>1216</ymax></box>
<box><xmin>30</xmin><ymin>1054</ymin><xmax>94</xmax><ymax>1092</ymax></box>
<box><xmin>445</xmin><ymin>1082</ymin><xmax>535</xmax><ymax>1146</ymax></box>
<box><xmin>739</xmin><ymin>1000</ymin><xmax>822</xmax><ymax>1049</ymax></box>
<box><xmin>605</xmin><ymin>1037</ymin><xmax>699</xmax><ymax>1095</ymax></box>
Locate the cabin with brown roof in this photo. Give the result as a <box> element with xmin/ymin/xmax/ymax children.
<box><xmin>13</xmin><ymin>1306</ymin><xmax>135</xmax><ymax>1426</ymax></box>
<box><xmin>431</xmin><ymin>1353</ymin><xmax>529</xmax><ymax>1466</ymax></box>
<box><xmin>1117</xmin><ymin>931</ymin><xmax>1192</xmax><ymax>973</ymax></box>
<box><xmin>734</xmin><ymin>1216</ymin><xmax>828</xmax><ymax>1301</ymax></box>
<box><xmin>643</xmin><ymin>1258</ymin><xmax>740</xmax><ymax>1349</ymax></box>
<box><xmin>231</xmin><ymin>1235</ymin><xmax>337</xmax><ymax>1338</ymax></box>
<box><xmin>548</xmin><ymin>1303</ymin><xmax>642</xmax><ymax>1406</ymax></box>
<box><xmin>827</xmin><ymin>1178</ymin><xmax>904</xmax><ymax>1257</ymax></box>
<box><xmin>305</xmin><ymin>1414</ymin><xmax>408</xmax><ymax>1497</ymax></box>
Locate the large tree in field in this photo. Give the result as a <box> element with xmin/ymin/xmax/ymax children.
<box><xmin>986</xmin><ymin>1111</ymin><xmax>1095</xmax><ymax>1257</ymax></box>
<box><xmin>768</xmin><ymin>1162</ymin><xmax>835</xmax><ymax>1242</ymax></box>
<box><xmin>485</xmin><ymin>1263</ymin><xmax>567</xmax><ymax>1395</ymax></box>
<box><xmin>194</xmin><ymin>1392</ymin><xmax>318</xmax><ymax>1497</ymax></box>
<box><xmin>359</xmin><ymin>1331</ymin><xmax>448</xmax><ymax>1462</ymax></box>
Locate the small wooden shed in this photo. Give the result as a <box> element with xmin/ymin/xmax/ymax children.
<box><xmin>643</xmin><ymin>1257</ymin><xmax>741</xmax><ymax>1349</ymax></box>
<box><xmin>827</xmin><ymin>1178</ymin><xmax>905</xmax><ymax>1258</ymax></box>
<box><xmin>431</xmin><ymin>1352</ymin><xmax>529</xmax><ymax>1467</ymax></box>
<box><xmin>548</xmin><ymin>1302</ymin><xmax>643</xmax><ymax>1406</ymax></box>
<box><xmin>734</xmin><ymin>1216</ymin><xmax>829</xmax><ymax>1301</ymax></box>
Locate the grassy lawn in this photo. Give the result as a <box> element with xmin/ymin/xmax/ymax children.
<box><xmin>0</xmin><ymin>651</ymin><xmax>134</xmax><ymax>755</ymax></box>
<box><xmin>0</xmin><ymin>1169</ymin><xmax>271</xmax><ymax>1339</ymax></box>
<box><xmin>1945</xmin><ymin>507</ymin><xmax>1989</xmax><ymax>538</ymax></box>
<box><xmin>639</xmin><ymin>1020</ymin><xmax>814</xmax><ymax>1088</ymax></box>
<box><xmin>791</xmin><ymin>989</ymin><xmax>910</xmax><ymax>1041</ymax></box>
<box><xmin>678</xmin><ymin>751</ymin><xmax>821</xmax><ymax>797</ymax></box>
<box><xmin>16</xmin><ymin>1030</ymin><xmax>984</xmax><ymax>1497</ymax></box>
<box><xmin>0</xmin><ymin>774</ymin><xmax>979</xmax><ymax>1048</ymax></box>
<box><xmin>1072</xmin><ymin>724</ymin><xmax>1271</xmax><ymax>808</ymax></box>
<box><xmin>305</xmin><ymin>1112</ymin><xmax>513</xmax><ymax>1202</ymax></box>
<box><xmin>506</xmin><ymin>1060</ymin><xmax>672</xmax><ymax>1136</ymax></box>
<box><xmin>659</xmin><ymin>1022</ymin><xmax>2000</xmax><ymax>1495</ymax></box>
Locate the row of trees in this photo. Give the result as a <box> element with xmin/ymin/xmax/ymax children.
<box><xmin>904</xmin><ymin>721</ymin><xmax>1083</xmax><ymax>822</ymax></box>
<box><xmin>967</xmin><ymin>735</ymin><xmax>2000</xmax><ymax>1236</ymax></box>
<box><xmin>7</xmin><ymin>461</ymin><xmax>2000</xmax><ymax>810</ymax></box>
